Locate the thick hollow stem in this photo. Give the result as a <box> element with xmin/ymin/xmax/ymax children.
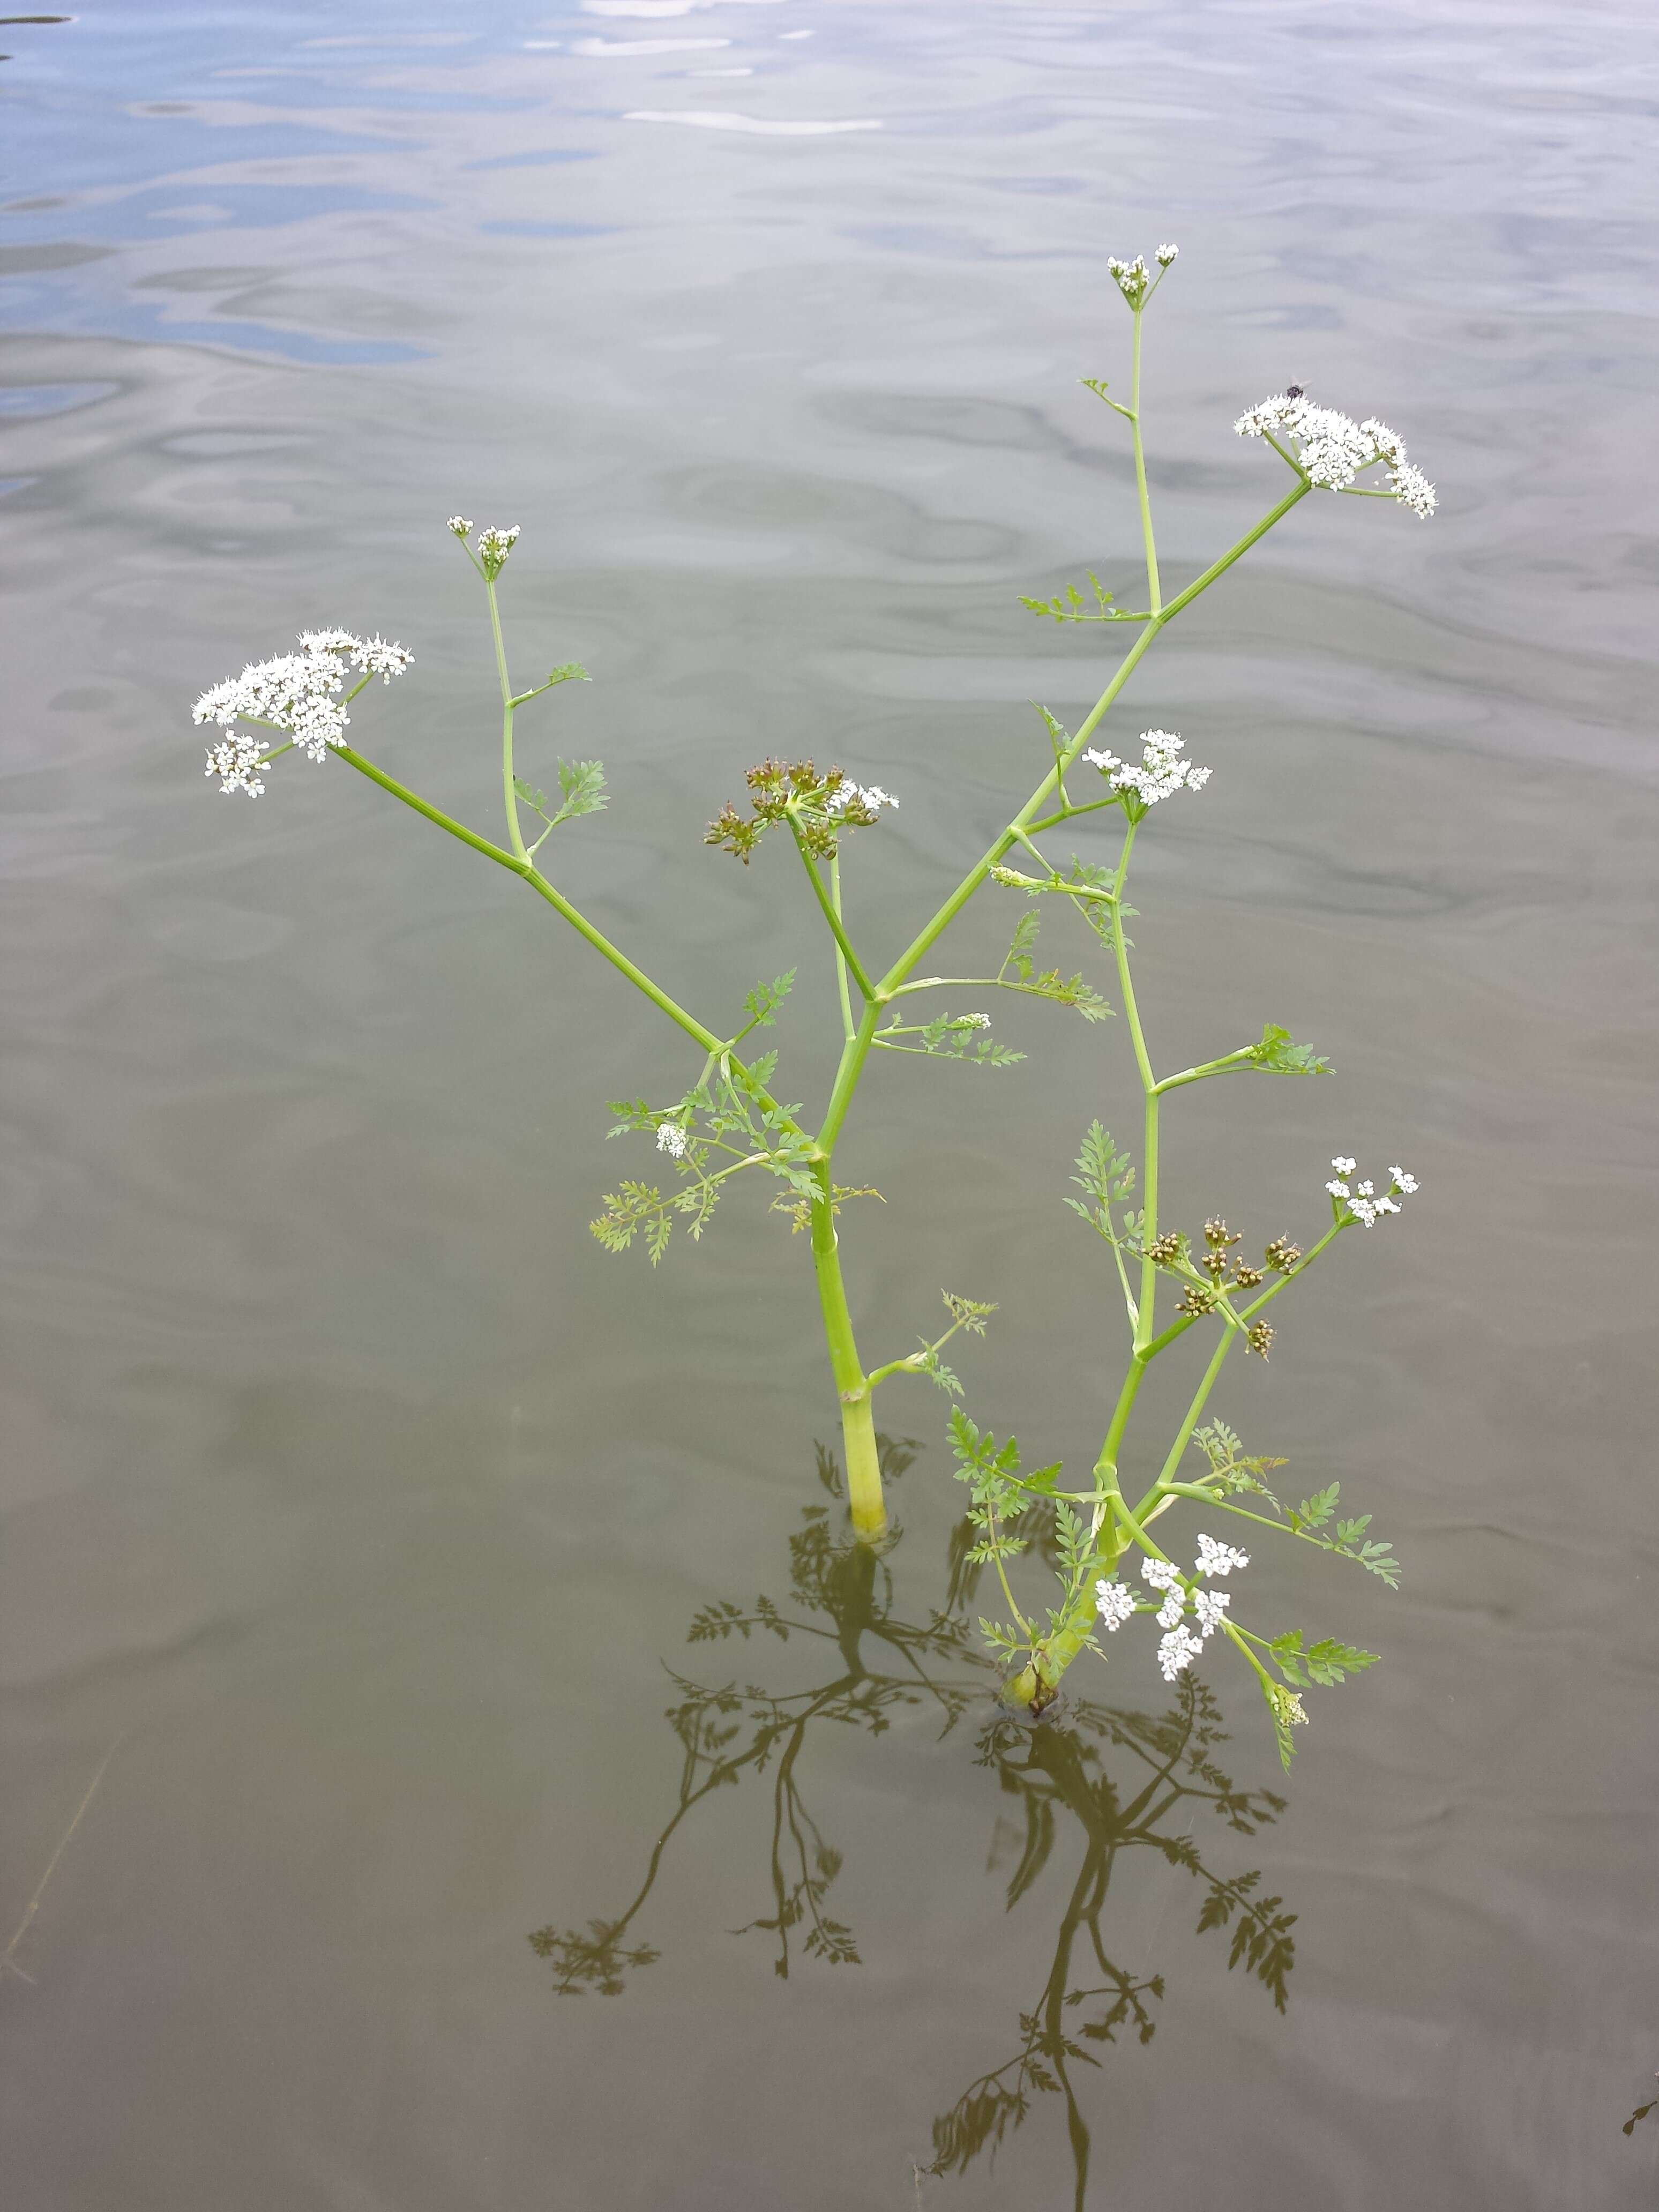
<box><xmin>809</xmin><ymin>1175</ymin><xmax>884</xmax><ymax>1540</ymax></box>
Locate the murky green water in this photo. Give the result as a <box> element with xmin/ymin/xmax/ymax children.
<box><xmin>4</xmin><ymin>2</ymin><xmax>1658</xmax><ymax>2203</ymax></box>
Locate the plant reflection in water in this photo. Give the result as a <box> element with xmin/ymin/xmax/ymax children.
<box><xmin>529</xmin><ymin>1441</ymin><xmax>1296</xmax><ymax>2200</ymax></box>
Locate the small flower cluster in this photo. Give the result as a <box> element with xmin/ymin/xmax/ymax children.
<box><xmin>1105</xmin><ymin>242</ymin><xmax>1177</xmax><ymax>307</ymax></box>
<box><xmin>448</xmin><ymin>515</ymin><xmax>522</xmax><ymax>577</ymax></box>
<box><xmin>824</xmin><ymin>779</ymin><xmax>899</xmax><ymax>820</ymax></box>
<box><xmin>195</xmin><ymin>630</ymin><xmax>413</xmax><ymax>796</ymax></box>
<box><xmin>1082</xmin><ymin>728</ymin><xmax>1210</xmax><ymax>808</ymax></box>
<box><xmin>476</xmin><ymin>525</ymin><xmax>520</xmax><ymax>577</ymax></box>
<box><xmin>1095</xmin><ymin>1533</ymin><xmax>1251</xmax><ymax>1680</ymax></box>
<box><xmin>1234</xmin><ymin>390</ymin><xmax>1436</xmax><ymax>518</ymax></box>
<box><xmin>656</xmin><ymin>1122</ymin><xmax>689</xmax><ymax>1159</ymax></box>
<box><xmin>1325</xmin><ymin>1156</ymin><xmax>1418</xmax><ymax>1228</ymax></box>
<box><xmin>706</xmin><ymin>760</ymin><xmax>899</xmax><ymax>864</ymax></box>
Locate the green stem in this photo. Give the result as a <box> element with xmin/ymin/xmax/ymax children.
<box><xmin>875</xmin><ymin>619</ymin><xmax>1164</xmax><ymax>997</ymax></box>
<box><xmin>487</xmin><ymin>579</ymin><xmax>528</xmax><ymax>863</ymax></box>
<box><xmin>1139</xmin><ymin>1332</ymin><xmax>1234</xmax><ymax>1512</ymax></box>
<box><xmin>829</xmin><ymin>854</ymin><xmax>855</xmax><ymax>1043</ymax></box>
<box><xmin>1156</xmin><ymin>478</ymin><xmax>1310</xmax><ymax>624</ymax></box>
<box><xmin>1153</xmin><ymin>1047</ymin><xmax>1256</xmax><ymax>1096</ymax></box>
<box><xmin>1130</xmin><ymin>310</ymin><xmax>1161</xmax><ymax>615</ymax></box>
<box><xmin>333</xmin><ymin>746</ymin><xmax>791</xmax><ymax>1097</ymax></box>
<box><xmin>791</xmin><ymin>824</ymin><xmax>874</xmax><ymax>1001</ymax></box>
<box><xmin>809</xmin><ymin>1165</ymin><xmax>883</xmax><ymax>1540</ymax></box>
<box><xmin>1106</xmin><ymin>819</ymin><xmax>1160</xmax><ymax>1349</ymax></box>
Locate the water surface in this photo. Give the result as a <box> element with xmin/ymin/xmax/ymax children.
<box><xmin>3</xmin><ymin>3</ymin><xmax>1658</xmax><ymax>2205</ymax></box>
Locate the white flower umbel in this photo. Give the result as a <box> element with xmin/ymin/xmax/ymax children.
<box><xmin>1194</xmin><ymin>1532</ymin><xmax>1250</xmax><ymax>1578</ymax></box>
<box><xmin>195</xmin><ymin>630</ymin><xmax>412</xmax><ymax>795</ymax></box>
<box><xmin>1083</xmin><ymin>729</ymin><xmax>1210</xmax><ymax>807</ymax></box>
<box><xmin>446</xmin><ymin>515</ymin><xmax>473</xmax><ymax>539</ymax></box>
<box><xmin>1095</xmin><ymin>1580</ymin><xmax>1136</xmax><ymax>1631</ymax></box>
<box><xmin>1193</xmin><ymin>1587</ymin><xmax>1230</xmax><ymax>1639</ymax></box>
<box><xmin>1326</xmin><ymin>1156</ymin><xmax>1419</xmax><ymax>1227</ymax></box>
<box><xmin>1156</xmin><ymin>1583</ymin><xmax>1187</xmax><ymax>1630</ymax></box>
<box><xmin>656</xmin><ymin>1122</ymin><xmax>689</xmax><ymax>1159</ymax></box>
<box><xmin>1141</xmin><ymin>1558</ymin><xmax>1180</xmax><ymax>1592</ymax></box>
<box><xmin>1235</xmin><ymin>391</ymin><xmax>1436</xmax><ymax>518</ymax></box>
<box><xmin>1155</xmin><ymin>242</ymin><xmax>1178</xmax><ymax>267</ymax></box>
<box><xmin>1157</xmin><ymin>1625</ymin><xmax>1204</xmax><ymax>1681</ymax></box>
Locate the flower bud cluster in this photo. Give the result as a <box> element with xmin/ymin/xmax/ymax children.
<box><xmin>1105</xmin><ymin>242</ymin><xmax>1177</xmax><ymax>307</ymax></box>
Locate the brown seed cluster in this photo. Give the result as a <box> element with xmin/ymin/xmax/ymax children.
<box><xmin>1247</xmin><ymin>1322</ymin><xmax>1275</xmax><ymax>1359</ymax></box>
<box><xmin>1177</xmin><ymin>1284</ymin><xmax>1217</xmax><ymax>1317</ymax></box>
<box><xmin>1146</xmin><ymin>1231</ymin><xmax>1183</xmax><ymax>1266</ymax></box>
<box><xmin>1264</xmin><ymin>1236</ymin><xmax>1301</xmax><ymax>1274</ymax></box>
<box><xmin>705</xmin><ymin>760</ymin><xmax>879</xmax><ymax>864</ymax></box>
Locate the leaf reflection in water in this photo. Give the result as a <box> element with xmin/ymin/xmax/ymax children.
<box><xmin>930</xmin><ymin>1685</ymin><xmax>1291</xmax><ymax>2203</ymax></box>
<box><xmin>528</xmin><ymin>1438</ymin><xmax>1297</xmax><ymax>2202</ymax></box>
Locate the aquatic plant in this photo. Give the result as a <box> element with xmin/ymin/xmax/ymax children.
<box><xmin>191</xmin><ymin>246</ymin><xmax>1430</xmax><ymax>1753</ymax></box>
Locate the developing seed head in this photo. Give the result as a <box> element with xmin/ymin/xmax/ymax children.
<box><xmin>1202</xmin><ymin>1247</ymin><xmax>1229</xmax><ymax>1279</ymax></box>
<box><xmin>1232</xmin><ymin>1263</ymin><xmax>1265</xmax><ymax>1289</ymax></box>
<box><xmin>1247</xmin><ymin>1322</ymin><xmax>1275</xmax><ymax>1358</ymax></box>
<box><xmin>1177</xmin><ymin>1285</ymin><xmax>1218</xmax><ymax>1317</ymax></box>
<box><xmin>1264</xmin><ymin>1236</ymin><xmax>1301</xmax><ymax>1273</ymax></box>
<box><xmin>1147</xmin><ymin>1231</ymin><xmax>1183</xmax><ymax>1266</ymax></box>
<box><xmin>1203</xmin><ymin>1217</ymin><xmax>1239</xmax><ymax>1248</ymax></box>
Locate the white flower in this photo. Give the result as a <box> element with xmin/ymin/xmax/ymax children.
<box><xmin>1193</xmin><ymin>1587</ymin><xmax>1230</xmax><ymax>1639</ymax></box>
<box><xmin>353</xmin><ymin>634</ymin><xmax>415</xmax><ymax>682</ymax></box>
<box><xmin>1235</xmin><ymin>391</ymin><xmax>1435</xmax><ymax>515</ymax></box>
<box><xmin>1082</xmin><ymin>729</ymin><xmax>1209</xmax><ymax>807</ymax></box>
<box><xmin>1107</xmin><ymin>252</ymin><xmax>1151</xmax><ymax>303</ymax></box>
<box><xmin>1156</xmin><ymin>1585</ymin><xmax>1187</xmax><ymax>1630</ymax></box>
<box><xmin>963</xmin><ymin>1012</ymin><xmax>991</xmax><ymax>1029</ymax></box>
<box><xmin>1141</xmin><ymin>1558</ymin><xmax>1180</xmax><ymax>1591</ymax></box>
<box><xmin>823</xmin><ymin>779</ymin><xmax>899</xmax><ymax>819</ymax></box>
<box><xmin>1194</xmin><ymin>1532</ymin><xmax>1249</xmax><ymax>1578</ymax></box>
<box><xmin>1095</xmin><ymin>1580</ymin><xmax>1136</xmax><ymax>1631</ymax></box>
<box><xmin>475</xmin><ymin>525</ymin><xmax>521</xmax><ymax>575</ymax></box>
<box><xmin>1157</xmin><ymin>1626</ymin><xmax>1204</xmax><ymax>1681</ymax></box>
<box><xmin>1331</xmin><ymin>1156</ymin><xmax>1356</xmax><ymax>1175</ymax></box>
<box><xmin>203</xmin><ymin>733</ymin><xmax>265</xmax><ymax>797</ymax></box>
<box><xmin>446</xmin><ymin>515</ymin><xmax>473</xmax><ymax>537</ymax></box>
<box><xmin>1390</xmin><ymin>460</ymin><xmax>1436</xmax><ymax>519</ymax></box>
<box><xmin>1155</xmin><ymin>242</ymin><xmax>1178</xmax><ymax>266</ymax></box>
<box><xmin>193</xmin><ymin>629</ymin><xmax>412</xmax><ymax>795</ymax></box>
<box><xmin>1329</xmin><ymin>1158</ymin><xmax>1418</xmax><ymax>1225</ymax></box>
<box><xmin>656</xmin><ymin>1122</ymin><xmax>689</xmax><ymax>1158</ymax></box>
